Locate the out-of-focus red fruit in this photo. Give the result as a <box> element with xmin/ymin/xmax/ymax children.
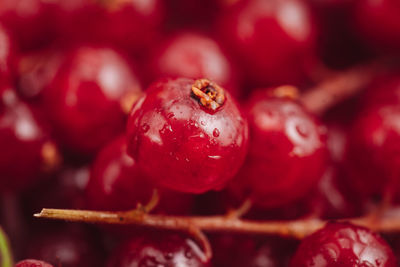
<box><xmin>355</xmin><ymin>0</ymin><xmax>400</xmax><ymax>52</ymax></box>
<box><xmin>217</xmin><ymin>0</ymin><xmax>318</xmax><ymax>87</ymax></box>
<box><xmin>229</xmin><ymin>89</ymin><xmax>328</xmax><ymax>208</ymax></box>
<box><xmin>126</xmin><ymin>78</ymin><xmax>248</xmax><ymax>193</ymax></box>
<box><xmin>107</xmin><ymin>233</ymin><xmax>210</xmax><ymax>267</ymax></box>
<box><xmin>0</xmin><ymin>85</ymin><xmax>60</xmax><ymax>192</ymax></box>
<box><xmin>86</xmin><ymin>135</ymin><xmax>193</xmax><ymax>214</ymax></box>
<box><xmin>16</xmin><ymin>259</ymin><xmax>53</xmax><ymax>267</ymax></box>
<box><xmin>345</xmin><ymin>103</ymin><xmax>400</xmax><ymax>199</ymax></box>
<box><xmin>42</xmin><ymin>46</ymin><xmax>143</xmax><ymax>156</ymax></box>
<box><xmin>89</xmin><ymin>0</ymin><xmax>164</xmax><ymax>55</ymax></box>
<box><xmin>0</xmin><ymin>23</ymin><xmax>14</xmax><ymax>83</ymax></box>
<box><xmin>26</xmin><ymin>226</ymin><xmax>104</xmax><ymax>267</ymax></box>
<box><xmin>148</xmin><ymin>32</ymin><xmax>240</xmax><ymax>97</ymax></box>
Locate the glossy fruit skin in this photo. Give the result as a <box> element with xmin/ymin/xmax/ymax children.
<box><xmin>345</xmin><ymin>103</ymin><xmax>400</xmax><ymax>198</ymax></box>
<box><xmin>86</xmin><ymin>135</ymin><xmax>192</xmax><ymax>214</ymax></box>
<box><xmin>0</xmin><ymin>24</ymin><xmax>14</xmax><ymax>83</ymax></box>
<box><xmin>229</xmin><ymin>90</ymin><xmax>328</xmax><ymax>207</ymax></box>
<box><xmin>148</xmin><ymin>32</ymin><xmax>239</xmax><ymax>96</ymax></box>
<box><xmin>0</xmin><ymin>85</ymin><xmax>60</xmax><ymax>192</ymax></box>
<box><xmin>16</xmin><ymin>259</ymin><xmax>53</xmax><ymax>267</ymax></box>
<box><xmin>90</xmin><ymin>0</ymin><xmax>165</xmax><ymax>55</ymax></box>
<box><xmin>42</xmin><ymin>46</ymin><xmax>142</xmax><ymax>156</ymax></box>
<box><xmin>126</xmin><ymin>78</ymin><xmax>248</xmax><ymax>193</ymax></box>
<box><xmin>355</xmin><ymin>0</ymin><xmax>400</xmax><ymax>51</ymax></box>
<box><xmin>26</xmin><ymin>226</ymin><xmax>103</xmax><ymax>267</ymax></box>
<box><xmin>217</xmin><ymin>0</ymin><xmax>317</xmax><ymax>87</ymax></box>
<box><xmin>107</xmin><ymin>233</ymin><xmax>209</xmax><ymax>267</ymax></box>
<box><xmin>290</xmin><ymin>222</ymin><xmax>397</xmax><ymax>266</ymax></box>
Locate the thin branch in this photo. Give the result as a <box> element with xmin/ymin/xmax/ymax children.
<box><xmin>300</xmin><ymin>62</ymin><xmax>385</xmax><ymax>115</ymax></box>
<box><xmin>34</xmin><ymin>207</ymin><xmax>400</xmax><ymax>240</ymax></box>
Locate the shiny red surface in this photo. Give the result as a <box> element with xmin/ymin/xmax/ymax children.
<box><xmin>218</xmin><ymin>0</ymin><xmax>317</xmax><ymax>87</ymax></box>
<box><xmin>355</xmin><ymin>0</ymin><xmax>400</xmax><ymax>51</ymax></box>
<box><xmin>230</xmin><ymin>91</ymin><xmax>328</xmax><ymax>207</ymax></box>
<box><xmin>126</xmin><ymin>78</ymin><xmax>248</xmax><ymax>193</ymax></box>
<box><xmin>42</xmin><ymin>46</ymin><xmax>142</xmax><ymax>156</ymax></box>
<box><xmin>107</xmin><ymin>233</ymin><xmax>209</xmax><ymax>267</ymax></box>
<box><xmin>290</xmin><ymin>222</ymin><xmax>396</xmax><ymax>266</ymax></box>
<box><xmin>16</xmin><ymin>259</ymin><xmax>53</xmax><ymax>267</ymax></box>
<box><xmin>86</xmin><ymin>135</ymin><xmax>192</xmax><ymax>214</ymax></box>
<box><xmin>148</xmin><ymin>32</ymin><xmax>239</xmax><ymax>96</ymax></box>
<box><xmin>0</xmin><ymin>85</ymin><xmax>58</xmax><ymax>192</ymax></box>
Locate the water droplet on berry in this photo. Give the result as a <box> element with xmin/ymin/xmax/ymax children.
<box><xmin>142</xmin><ymin>124</ymin><xmax>150</xmax><ymax>133</ymax></box>
<box><xmin>213</xmin><ymin>128</ymin><xmax>220</xmax><ymax>137</ymax></box>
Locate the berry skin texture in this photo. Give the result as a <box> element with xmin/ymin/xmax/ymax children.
<box><xmin>148</xmin><ymin>32</ymin><xmax>239</xmax><ymax>97</ymax></box>
<box><xmin>86</xmin><ymin>135</ymin><xmax>192</xmax><ymax>214</ymax></box>
<box><xmin>290</xmin><ymin>222</ymin><xmax>397</xmax><ymax>267</ymax></box>
<box><xmin>0</xmin><ymin>85</ymin><xmax>60</xmax><ymax>192</ymax></box>
<box><xmin>345</xmin><ymin>103</ymin><xmax>400</xmax><ymax>198</ymax></box>
<box><xmin>107</xmin><ymin>233</ymin><xmax>209</xmax><ymax>267</ymax></box>
<box><xmin>126</xmin><ymin>78</ymin><xmax>248</xmax><ymax>194</ymax></box>
<box><xmin>16</xmin><ymin>259</ymin><xmax>53</xmax><ymax>267</ymax></box>
<box><xmin>42</xmin><ymin>46</ymin><xmax>143</xmax><ymax>156</ymax></box>
<box><xmin>218</xmin><ymin>0</ymin><xmax>317</xmax><ymax>87</ymax></box>
<box><xmin>229</xmin><ymin>90</ymin><xmax>328</xmax><ymax>207</ymax></box>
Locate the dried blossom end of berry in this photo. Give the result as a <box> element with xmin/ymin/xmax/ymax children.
<box><xmin>191</xmin><ymin>79</ymin><xmax>225</xmax><ymax>112</ymax></box>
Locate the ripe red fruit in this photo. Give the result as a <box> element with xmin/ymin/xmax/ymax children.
<box><xmin>217</xmin><ymin>0</ymin><xmax>317</xmax><ymax>87</ymax></box>
<box><xmin>355</xmin><ymin>0</ymin><xmax>400</xmax><ymax>51</ymax></box>
<box><xmin>345</xmin><ymin>103</ymin><xmax>400</xmax><ymax>199</ymax></box>
<box><xmin>107</xmin><ymin>233</ymin><xmax>210</xmax><ymax>267</ymax></box>
<box><xmin>86</xmin><ymin>135</ymin><xmax>192</xmax><ymax>214</ymax></box>
<box><xmin>126</xmin><ymin>78</ymin><xmax>248</xmax><ymax>193</ymax></box>
<box><xmin>16</xmin><ymin>259</ymin><xmax>53</xmax><ymax>267</ymax></box>
<box><xmin>290</xmin><ymin>222</ymin><xmax>397</xmax><ymax>266</ymax></box>
<box><xmin>229</xmin><ymin>89</ymin><xmax>328</xmax><ymax>207</ymax></box>
<box><xmin>148</xmin><ymin>32</ymin><xmax>239</xmax><ymax>96</ymax></box>
<box><xmin>42</xmin><ymin>46</ymin><xmax>143</xmax><ymax>156</ymax></box>
<box><xmin>0</xmin><ymin>85</ymin><xmax>60</xmax><ymax>192</ymax></box>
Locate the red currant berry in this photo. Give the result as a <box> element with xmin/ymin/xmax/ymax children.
<box><xmin>0</xmin><ymin>85</ymin><xmax>60</xmax><ymax>192</ymax></box>
<box><xmin>42</xmin><ymin>46</ymin><xmax>143</xmax><ymax>156</ymax></box>
<box><xmin>89</xmin><ymin>0</ymin><xmax>165</xmax><ymax>55</ymax></box>
<box><xmin>217</xmin><ymin>0</ymin><xmax>317</xmax><ymax>87</ymax></box>
<box><xmin>107</xmin><ymin>233</ymin><xmax>210</xmax><ymax>267</ymax></box>
<box><xmin>360</xmin><ymin>74</ymin><xmax>400</xmax><ymax>109</ymax></box>
<box><xmin>148</xmin><ymin>32</ymin><xmax>239</xmax><ymax>97</ymax></box>
<box><xmin>355</xmin><ymin>0</ymin><xmax>400</xmax><ymax>51</ymax></box>
<box><xmin>16</xmin><ymin>259</ymin><xmax>53</xmax><ymax>267</ymax></box>
<box><xmin>86</xmin><ymin>135</ymin><xmax>192</xmax><ymax>214</ymax></box>
<box><xmin>229</xmin><ymin>88</ymin><xmax>328</xmax><ymax>207</ymax></box>
<box><xmin>345</xmin><ymin>103</ymin><xmax>400</xmax><ymax>198</ymax></box>
<box><xmin>126</xmin><ymin>78</ymin><xmax>248</xmax><ymax>193</ymax></box>
<box><xmin>290</xmin><ymin>222</ymin><xmax>397</xmax><ymax>266</ymax></box>
<box><xmin>26</xmin><ymin>226</ymin><xmax>104</xmax><ymax>267</ymax></box>
<box><xmin>0</xmin><ymin>24</ymin><xmax>14</xmax><ymax>83</ymax></box>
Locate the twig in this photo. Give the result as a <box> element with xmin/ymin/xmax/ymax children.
<box><xmin>34</xmin><ymin>207</ymin><xmax>400</xmax><ymax>239</ymax></box>
<box><xmin>300</xmin><ymin>62</ymin><xmax>384</xmax><ymax>115</ymax></box>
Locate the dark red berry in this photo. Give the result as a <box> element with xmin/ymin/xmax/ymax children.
<box><xmin>126</xmin><ymin>78</ymin><xmax>248</xmax><ymax>193</ymax></box>
<box><xmin>86</xmin><ymin>135</ymin><xmax>193</xmax><ymax>214</ymax></box>
<box><xmin>107</xmin><ymin>233</ymin><xmax>210</xmax><ymax>267</ymax></box>
<box><xmin>345</xmin><ymin>103</ymin><xmax>400</xmax><ymax>199</ymax></box>
<box><xmin>16</xmin><ymin>259</ymin><xmax>53</xmax><ymax>267</ymax></box>
<box><xmin>290</xmin><ymin>222</ymin><xmax>397</xmax><ymax>266</ymax></box>
<box><xmin>148</xmin><ymin>32</ymin><xmax>239</xmax><ymax>96</ymax></box>
<box><xmin>0</xmin><ymin>23</ymin><xmax>14</xmax><ymax>83</ymax></box>
<box><xmin>26</xmin><ymin>226</ymin><xmax>104</xmax><ymax>267</ymax></box>
<box><xmin>0</xmin><ymin>85</ymin><xmax>60</xmax><ymax>192</ymax></box>
<box><xmin>355</xmin><ymin>0</ymin><xmax>400</xmax><ymax>52</ymax></box>
<box><xmin>229</xmin><ymin>88</ymin><xmax>328</xmax><ymax>207</ymax></box>
<box><xmin>42</xmin><ymin>46</ymin><xmax>143</xmax><ymax>156</ymax></box>
<box><xmin>217</xmin><ymin>0</ymin><xmax>317</xmax><ymax>87</ymax></box>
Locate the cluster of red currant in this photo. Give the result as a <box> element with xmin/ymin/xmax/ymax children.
<box><xmin>1</xmin><ymin>0</ymin><xmax>400</xmax><ymax>266</ymax></box>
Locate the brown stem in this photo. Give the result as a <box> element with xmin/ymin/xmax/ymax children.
<box><xmin>300</xmin><ymin>62</ymin><xmax>384</xmax><ymax>115</ymax></box>
<box><xmin>34</xmin><ymin>207</ymin><xmax>400</xmax><ymax>239</ymax></box>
